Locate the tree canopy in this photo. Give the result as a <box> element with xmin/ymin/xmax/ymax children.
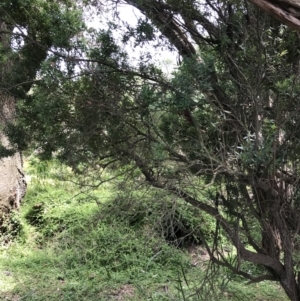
<box><xmin>5</xmin><ymin>0</ymin><xmax>300</xmax><ymax>300</ymax></box>
<box><xmin>0</xmin><ymin>0</ymin><xmax>83</xmax><ymax>215</ymax></box>
<box><xmin>0</xmin><ymin>0</ymin><xmax>83</xmax><ymax>95</ymax></box>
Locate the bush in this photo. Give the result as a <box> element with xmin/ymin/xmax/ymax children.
<box><xmin>0</xmin><ymin>211</ymin><xmax>23</xmax><ymax>244</ymax></box>
<box><xmin>97</xmin><ymin>188</ymin><xmax>216</xmax><ymax>248</ymax></box>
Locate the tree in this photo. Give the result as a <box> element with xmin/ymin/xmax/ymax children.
<box><xmin>15</xmin><ymin>1</ymin><xmax>300</xmax><ymax>300</ymax></box>
<box><xmin>248</xmin><ymin>0</ymin><xmax>300</xmax><ymax>32</ymax></box>
<box><xmin>0</xmin><ymin>0</ymin><xmax>83</xmax><ymax>221</ymax></box>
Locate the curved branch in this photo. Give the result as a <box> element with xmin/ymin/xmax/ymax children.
<box><xmin>248</xmin><ymin>0</ymin><xmax>300</xmax><ymax>32</ymax></box>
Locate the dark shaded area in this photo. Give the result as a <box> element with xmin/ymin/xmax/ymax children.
<box><xmin>24</xmin><ymin>203</ymin><xmax>44</xmax><ymax>226</ymax></box>
<box><xmin>0</xmin><ymin>211</ymin><xmax>22</xmax><ymax>244</ymax></box>
<box><xmin>99</xmin><ymin>194</ymin><xmax>204</xmax><ymax>249</ymax></box>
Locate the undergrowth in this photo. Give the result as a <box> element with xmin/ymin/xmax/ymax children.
<box><xmin>0</xmin><ymin>159</ymin><xmax>288</xmax><ymax>300</ymax></box>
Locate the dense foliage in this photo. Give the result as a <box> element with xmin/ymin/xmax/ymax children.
<box><xmin>0</xmin><ymin>0</ymin><xmax>83</xmax><ymax>96</ymax></box>
<box><xmin>0</xmin><ymin>0</ymin><xmax>84</xmax><ymax>232</ymax></box>
<box><xmin>4</xmin><ymin>0</ymin><xmax>300</xmax><ymax>300</ymax></box>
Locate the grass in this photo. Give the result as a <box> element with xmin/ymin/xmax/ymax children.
<box><xmin>0</xmin><ymin>159</ymin><xmax>289</xmax><ymax>300</ymax></box>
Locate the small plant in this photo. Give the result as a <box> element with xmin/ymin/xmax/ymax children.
<box><xmin>98</xmin><ymin>187</ymin><xmax>214</xmax><ymax>249</ymax></box>
<box><xmin>24</xmin><ymin>203</ymin><xmax>44</xmax><ymax>226</ymax></box>
<box><xmin>0</xmin><ymin>210</ymin><xmax>23</xmax><ymax>245</ymax></box>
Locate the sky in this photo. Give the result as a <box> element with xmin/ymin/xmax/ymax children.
<box><xmin>85</xmin><ymin>2</ymin><xmax>177</xmax><ymax>74</ymax></box>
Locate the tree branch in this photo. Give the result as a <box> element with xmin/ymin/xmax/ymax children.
<box><xmin>248</xmin><ymin>0</ymin><xmax>300</xmax><ymax>32</ymax></box>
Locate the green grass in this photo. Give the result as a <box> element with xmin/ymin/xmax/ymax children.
<box><xmin>0</xmin><ymin>159</ymin><xmax>289</xmax><ymax>301</ymax></box>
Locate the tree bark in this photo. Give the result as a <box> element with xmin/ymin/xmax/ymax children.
<box><xmin>0</xmin><ymin>92</ymin><xmax>26</xmax><ymax>215</ymax></box>
<box><xmin>0</xmin><ymin>20</ymin><xmax>28</xmax><ymax>219</ymax></box>
<box><xmin>248</xmin><ymin>0</ymin><xmax>300</xmax><ymax>32</ymax></box>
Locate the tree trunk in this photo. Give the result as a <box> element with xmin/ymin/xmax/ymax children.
<box><xmin>0</xmin><ymin>92</ymin><xmax>26</xmax><ymax>216</ymax></box>
<box><xmin>0</xmin><ymin>151</ymin><xmax>26</xmax><ymax>213</ymax></box>
<box><xmin>0</xmin><ymin>20</ymin><xmax>27</xmax><ymax>220</ymax></box>
<box><xmin>280</xmin><ymin>274</ymin><xmax>300</xmax><ymax>301</ymax></box>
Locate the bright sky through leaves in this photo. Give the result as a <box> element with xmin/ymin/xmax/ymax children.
<box><xmin>85</xmin><ymin>3</ymin><xmax>177</xmax><ymax>74</ymax></box>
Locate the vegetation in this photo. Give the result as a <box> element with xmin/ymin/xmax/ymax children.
<box><xmin>2</xmin><ymin>0</ymin><xmax>300</xmax><ymax>300</ymax></box>
<box><xmin>0</xmin><ymin>0</ymin><xmax>83</xmax><ymax>215</ymax></box>
<box><xmin>0</xmin><ymin>160</ymin><xmax>288</xmax><ymax>300</ymax></box>
<box><xmin>247</xmin><ymin>0</ymin><xmax>300</xmax><ymax>32</ymax></box>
